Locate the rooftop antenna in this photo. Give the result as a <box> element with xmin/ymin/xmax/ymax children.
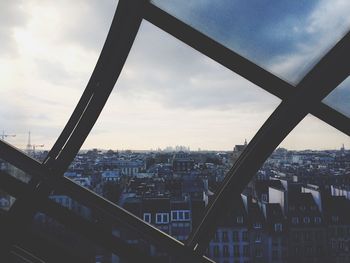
<box><xmin>32</xmin><ymin>144</ymin><xmax>45</xmax><ymax>155</ymax></box>
<box><xmin>26</xmin><ymin>131</ymin><xmax>32</xmax><ymax>154</ymax></box>
<box><xmin>341</xmin><ymin>143</ymin><xmax>345</xmax><ymax>152</ymax></box>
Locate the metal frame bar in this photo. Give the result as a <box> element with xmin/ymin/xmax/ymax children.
<box><xmin>0</xmin><ymin>171</ymin><xmax>162</xmax><ymax>263</ymax></box>
<box><xmin>47</xmin><ymin>0</ymin><xmax>148</xmax><ymax>172</ymax></box>
<box><xmin>0</xmin><ymin>0</ymin><xmax>349</xmax><ymax>262</ymax></box>
<box><xmin>0</xmin><ymin>171</ymin><xmax>214</xmax><ymax>262</ymax></box>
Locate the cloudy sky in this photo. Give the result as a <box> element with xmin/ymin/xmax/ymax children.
<box><xmin>0</xmin><ymin>0</ymin><xmax>349</xmax><ymax>152</ymax></box>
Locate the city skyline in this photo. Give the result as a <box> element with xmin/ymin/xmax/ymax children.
<box><xmin>0</xmin><ymin>1</ymin><xmax>349</xmax><ymax>151</ymax></box>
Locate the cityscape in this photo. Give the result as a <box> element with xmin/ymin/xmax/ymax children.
<box><xmin>2</xmin><ymin>141</ymin><xmax>349</xmax><ymax>262</ymax></box>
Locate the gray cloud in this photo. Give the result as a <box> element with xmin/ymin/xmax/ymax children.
<box><xmin>34</xmin><ymin>58</ymin><xmax>74</xmax><ymax>86</ymax></box>
<box><xmin>114</xmin><ymin>21</ymin><xmax>279</xmax><ymax>112</ymax></box>
<box><xmin>0</xmin><ymin>1</ymin><xmax>28</xmax><ymax>56</ymax></box>
<box><xmin>60</xmin><ymin>0</ymin><xmax>118</xmax><ymax>51</ymax></box>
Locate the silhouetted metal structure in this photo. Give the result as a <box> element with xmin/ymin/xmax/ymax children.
<box><xmin>0</xmin><ymin>0</ymin><xmax>348</xmax><ymax>262</ymax></box>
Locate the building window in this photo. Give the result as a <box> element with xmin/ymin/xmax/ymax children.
<box><xmin>293</xmin><ymin>232</ymin><xmax>300</xmax><ymax>242</ymax></box>
<box><xmin>223</xmin><ymin>245</ymin><xmax>230</xmax><ymax>257</ymax></box>
<box><xmin>237</xmin><ymin>216</ymin><xmax>244</xmax><ymax>224</ymax></box>
<box><xmin>255</xmin><ymin>246</ymin><xmax>262</xmax><ymax>257</ymax></box>
<box><xmin>274</xmin><ymin>223</ymin><xmax>282</xmax><ymax>232</ymax></box>
<box><xmin>232</xmin><ymin>231</ymin><xmax>239</xmax><ymax>242</ymax></box>
<box><xmin>171</xmin><ymin>210</ymin><xmax>191</xmax><ymax>221</ymax></box>
<box><xmin>253</xmin><ymin>222</ymin><xmax>262</xmax><ymax>229</ymax></box>
<box><xmin>303</xmin><ymin>217</ymin><xmax>310</xmax><ymax>224</ymax></box>
<box><xmin>305</xmin><ymin>246</ymin><xmax>313</xmax><ymax>255</ymax></box>
<box><xmin>331</xmin><ymin>215</ymin><xmax>339</xmax><ymax>223</ymax></box>
<box><xmin>156</xmin><ymin>213</ymin><xmax>169</xmax><ymax>224</ymax></box>
<box><xmin>171</xmin><ymin>211</ymin><xmax>177</xmax><ymax>221</ymax></box>
<box><xmin>242</xmin><ymin>231</ymin><xmax>248</xmax><ymax>241</ymax></box>
<box><xmin>243</xmin><ymin>245</ymin><xmax>250</xmax><ymax>257</ymax></box>
<box><xmin>233</xmin><ymin>245</ymin><xmax>240</xmax><ymax>257</ymax></box>
<box><xmin>314</xmin><ymin>217</ymin><xmax>321</xmax><ymax>224</ymax></box>
<box><xmin>222</xmin><ymin>231</ymin><xmax>228</xmax><ymax>242</ymax></box>
<box><xmin>292</xmin><ymin>217</ymin><xmax>299</xmax><ymax>224</ymax></box>
<box><xmin>143</xmin><ymin>213</ymin><xmax>151</xmax><ymax>223</ymax></box>
<box><xmin>179</xmin><ymin>211</ymin><xmax>184</xmax><ymax>220</ymax></box>
<box><xmin>184</xmin><ymin>211</ymin><xmax>190</xmax><ymax>220</ymax></box>
<box><xmin>214</xmin><ymin>231</ymin><xmax>219</xmax><ymax>242</ymax></box>
<box><xmin>213</xmin><ymin>245</ymin><xmax>219</xmax><ymax>257</ymax></box>
<box><xmin>294</xmin><ymin>246</ymin><xmax>300</xmax><ymax>255</ymax></box>
<box><xmin>272</xmin><ymin>250</ymin><xmax>278</xmax><ymax>260</ymax></box>
<box><xmin>304</xmin><ymin>232</ymin><xmax>312</xmax><ymax>241</ymax></box>
<box><xmin>255</xmin><ymin>232</ymin><xmax>261</xmax><ymax>242</ymax></box>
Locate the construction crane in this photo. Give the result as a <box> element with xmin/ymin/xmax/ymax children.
<box><xmin>26</xmin><ymin>132</ymin><xmax>44</xmax><ymax>156</ymax></box>
<box><xmin>32</xmin><ymin>144</ymin><xmax>45</xmax><ymax>155</ymax></box>
<box><xmin>0</xmin><ymin>130</ymin><xmax>16</xmax><ymax>141</ymax></box>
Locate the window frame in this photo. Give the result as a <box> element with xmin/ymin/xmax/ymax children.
<box><xmin>0</xmin><ymin>0</ymin><xmax>348</xmax><ymax>262</ymax></box>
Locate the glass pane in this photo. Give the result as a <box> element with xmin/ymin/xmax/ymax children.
<box><xmin>0</xmin><ymin>158</ymin><xmax>31</xmax><ymax>183</ymax></box>
<box><xmin>44</xmin><ymin>197</ymin><xmax>178</xmax><ymax>262</ymax></box>
<box><xmin>0</xmin><ymin>1</ymin><xmax>117</xmax><ymax>161</ymax></box>
<box><xmin>151</xmin><ymin>0</ymin><xmax>350</xmax><ymax>84</ymax></box>
<box><xmin>30</xmin><ymin>213</ymin><xmax>103</xmax><ymax>262</ymax></box>
<box><xmin>0</xmin><ymin>191</ymin><xmax>15</xmax><ymax>211</ymax></box>
<box><xmin>70</xmin><ymin>20</ymin><xmax>280</xmax><ymax>243</ymax></box>
<box><xmin>323</xmin><ymin>76</ymin><xmax>350</xmax><ymax>117</ymax></box>
<box><xmin>207</xmin><ymin>114</ymin><xmax>349</xmax><ymax>262</ymax></box>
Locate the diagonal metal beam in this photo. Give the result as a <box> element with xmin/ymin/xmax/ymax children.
<box><xmin>1</xmin><ymin>0</ymin><xmax>149</xmax><ymax>260</ymax></box>
<box><xmin>45</xmin><ymin>0</ymin><xmax>148</xmax><ymax>170</ymax></box>
<box><xmin>0</xmin><ymin>0</ymin><xmax>348</xmax><ymax>262</ymax></box>
<box><xmin>186</xmin><ymin>32</ymin><xmax>350</xmax><ymax>253</ymax></box>
<box><xmin>144</xmin><ymin>3</ymin><xmax>350</xmax><ymax>136</ymax></box>
<box><xmin>56</xmin><ymin>177</ymin><xmax>214</xmax><ymax>262</ymax></box>
<box><xmin>0</xmin><ymin>169</ymin><xmax>214</xmax><ymax>262</ymax></box>
<box><xmin>0</xmin><ymin>144</ymin><xmax>207</xmax><ymax>261</ymax></box>
<box><xmin>0</xmin><ymin>140</ymin><xmax>47</xmax><ymax>179</ymax></box>
<box><xmin>0</xmin><ymin>171</ymin><xmax>162</xmax><ymax>263</ymax></box>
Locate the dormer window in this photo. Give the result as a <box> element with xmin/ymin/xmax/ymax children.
<box><xmin>253</xmin><ymin>222</ymin><xmax>262</xmax><ymax>229</ymax></box>
<box><xmin>171</xmin><ymin>210</ymin><xmax>191</xmax><ymax>221</ymax></box>
<box><xmin>274</xmin><ymin>223</ymin><xmax>282</xmax><ymax>232</ymax></box>
<box><xmin>237</xmin><ymin>216</ymin><xmax>244</xmax><ymax>224</ymax></box>
<box><xmin>331</xmin><ymin>215</ymin><xmax>339</xmax><ymax>223</ymax></box>
<box><xmin>143</xmin><ymin>213</ymin><xmax>151</xmax><ymax>223</ymax></box>
<box><xmin>292</xmin><ymin>217</ymin><xmax>299</xmax><ymax>224</ymax></box>
<box><xmin>156</xmin><ymin>213</ymin><xmax>169</xmax><ymax>224</ymax></box>
<box><xmin>303</xmin><ymin>217</ymin><xmax>310</xmax><ymax>224</ymax></box>
<box><xmin>314</xmin><ymin>217</ymin><xmax>321</xmax><ymax>224</ymax></box>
